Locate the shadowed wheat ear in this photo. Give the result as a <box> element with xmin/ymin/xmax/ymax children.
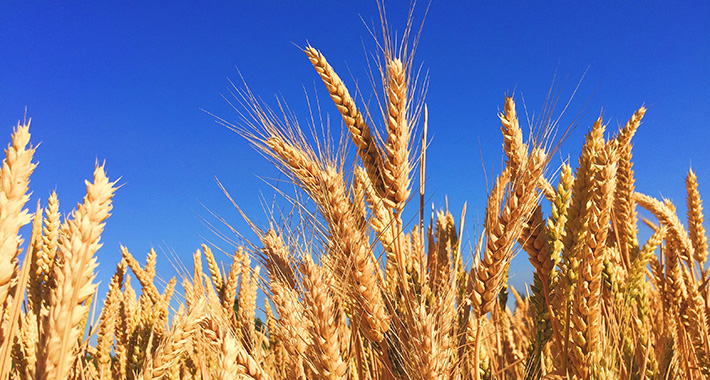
<box><xmin>95</xmin><ymin>260</ymin><xmax>126</xmax><ymax>378</ymax></box>
<box><xmin>271</xmin><ymin>279</ymin><xmax>308</xmax><ymax>379</ymax></box>
<box><xmin>301</xmin><ymin>254</ymin><xmax>349</xmax><ymax>380</ymax></box>
<box><xmin>36</xmin><ymin>163</ymin><xmax>117</xmax><ymax>380</ymax></box>
<box><xmin>138</xmin><ymin>300</ymin><xmax>207</xmax><ymax>380</ymax></box>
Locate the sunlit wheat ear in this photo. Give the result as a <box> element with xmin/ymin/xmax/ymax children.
<box><xmin>37</xmin><ymin>164</ymin><xmax>117</xmax><ymax>380</ymax></box>
<box><xmin>686</xmin><ymin>169</ymin><xmax>708</xmax><ymax>267</ymax></box>
<box><xmin>471</xmin><ymin>166</ymin><xmax>511</xmax><ymax>316</ymax></box>
<box><xmin>0</xmin><ymin>121</ymin><xmax>36</xmax><ymax>313</ymax></box>
<box><xmin>16</xmin><ymin>306</ymin><xmax>39</xmax><ymax>380</ymax></box>
<box><xmin>32</xmin><ymin>191</ymin><xmax>61</xmax><ymax>312</ymax></box>
<box><xmin>554</xmin><ymin>119</ymin><xmax>606</xmax><ymax>356</ymax></box>
<box><xmin>561</xmin><ymin>118</ymin><xmax>605</xmax><ymax>279</ymax></box>
<box><xmin>500</xmin><ymin>96</ymin><xmax>527</xmax><ymax>173</ymax></box>
<box><xmin>214</xmin><ymin>321</ymin><xmax>271</xmax><ymax>380</ymax></box>
<box><xmin>258</xmin><ymin>117</ymin><xmax>392</xmax><ymax>341</ymax></box>
<box><xmin>383</xmin><ymin>57</ymin><xmax>412</xmax><ymax>212</ymax></box>
<box><xmin>680</xmin><ymin>269</ymin><xmax>710</xmax><ymax>376</ymax></box>
<box><xmin>611</xmin><ymin>107</ymin><xmax>646</xmax><ymax>258</ymax></box>
<box><xmin>477</xmin><ymin>148</ymin><xmax>547</xmax><ymax>317</ymax></box>
<box><xmin>264</xmin><ymin>134</ymin><xmax>323</xmax><ymax>194</ymax></box>
<box><xmin>202</xmin><ymin>244</ymin><xmax>223</xmax><ymax>292</ymax></box>
<box><xmin>121</xmin><ymin>246</ymin><xmax>161</xmax><ymax>305</ymax></box>
<box><xmin>568</xmin><ymin>139</ymin><xmax>618</xmax><ymax>380</ymax></box>
<box><xmin>25</xmin><ymin>202</ymin><xmax>43</xmax><ymax>315</ymax></box>
<box><xmin>304</xmin><ymin>46</ymin><xmax>388</xmax><ymax>201</ymax></box>
<box><xmin>521</xmin><ymin>205</ymin><xmax>553</xmax><ymax>281</ymax></box>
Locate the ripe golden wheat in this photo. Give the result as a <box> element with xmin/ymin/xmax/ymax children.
<box><xmin>2</xmin><ymin>14</ymin><xmax>709</xmax><ymax>380</ymax></box>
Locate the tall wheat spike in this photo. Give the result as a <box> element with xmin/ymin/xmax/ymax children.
<box><xmin>37</xmin><ymin>164</ymin><xmax>117</xmax><ymax>380</ymax></box>
<box><xmin>0</xmin><ymin>122</ymin><xmax>36</xmax><ymax>314</ymax></box>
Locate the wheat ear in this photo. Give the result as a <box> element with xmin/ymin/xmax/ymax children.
<box><xmin>477</xmin><ymin>148</ymin><xmax>546</xmax><ymax>315</ymax></box>
<box><xmin>0</xmin><ymin>121</ymin><xmax>36</xmax><ymax>309</ymax></box>
<box><xmin>500</xmin><ymin>96</ymin><xmax>527</xmax><ymax>173</ymax></box>
<box><xmin>555</xmin><ymin>118</ymin><xmax>605</xmax><ymax>373</ymax></box>
<box><xmin>680</xmin><ymin>271</ymin><xmax>710</xmax><ymax>376</ymax></box>
<box><xmin>37</xmin><ymin>191</ymin><xmax>61</xmax><ymax>310</ymax></box>
<box><xmin>221</xmin><ymin>247</ymin><xmax>244</xmax><ymax>325</ymax></box>
<box><xmin>635</xmin><ymin>192</ymin><xmax>695</xmax><ymax>270</ymax></box>
<box><xmin>121</xmin><ymin>246</ymin><xmax>162</xmax><ymax>304</ymax></box>
<box><xmin>203</xmin><ymin>244</ymin><xmax>224</xmax><ymax>293</ymax></box>
<box><xmin>238</xmin><ymin>255</ymin><xmax>258</xmax><ymax>353</ymax></box>
<box><xmin>383</xmin><ymin>58</ymin><xmax>412</xmax><ymax>212</ymax></box>
<box><xmin>302</xmin><ymin>255</ymin><xmax>348</xmax><ymax>380</ymax></box>
<box><xmin>686</xmin><ymin>169</ymin><xmax>708</xmax><ymax>268</ymax></box>
<box><xmin>139</xmin><ymin>300</ymin><xmax>205</xmax><ymax>380</ymax></box>
<box><xmin>36</xmin><ymin>163</ymin><xmax>116</xmax><ymax>380</ymax></box>
<box><xmin>322</xmin><ymin>166</ymin><xmax>390</xmax><ymax>342</ymax></box>
<box><xmin>471</xmin><ymin>167</ymin><xmax>511</xmax><ymax>316</ymax></box>
<box><xmin>356</xmin><ymin>167</ymin><xmax>396</xmax><ymax>264</ymax></box>
<box><xmin>96</xmin><ymin>260</ymin><xmax>126</xmax><ymax>379</ymax></box>
<box><xmin>305</xmin><ymin>46</ymin><xmax>387</xmax><ymax>200</ymax></box>
<box><xmin>26</xmin><ymin>202</ymin><xmax>44</xmax><ymax>314</ymax></box>
<box><xmin>568</xmin><ymin>140</ymin><xmax>617</xmax><ymax>379</ymax></box>
<box><xmin>271</xmin><ymin>279</ymin><xmax>308</xmax><ymax>379</ymax></box>
<box><xmin>612</xmin><ymin>107</ymin><xmax>646</xmax><ymax>260</ymax></box>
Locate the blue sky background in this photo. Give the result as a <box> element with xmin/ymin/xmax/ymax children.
<box><xmin>2</xmin><ymin>2</ymin><xmax>709</xmax><ymax>300</ymax></box>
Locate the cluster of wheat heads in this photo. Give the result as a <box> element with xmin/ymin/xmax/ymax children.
<box><xmin>233</xmin><ymin>42</ymin><xmax>709</xmax><ymax>379</ymax></box>
<box><xmin>2</xmin><ymin>23</ymin><xmax>710</xmax><ymax>380</ymax></box>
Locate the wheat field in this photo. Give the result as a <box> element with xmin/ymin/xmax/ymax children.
<box><xmin>2</xmin><ymin>10</ymin><xmax>709</xmax><ymax>380</ymax></box>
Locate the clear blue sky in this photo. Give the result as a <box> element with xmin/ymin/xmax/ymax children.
<box><xmin>2</xmin><ymin>2</ymin><xmax>709</xmax><ymax>297</ymax></box>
